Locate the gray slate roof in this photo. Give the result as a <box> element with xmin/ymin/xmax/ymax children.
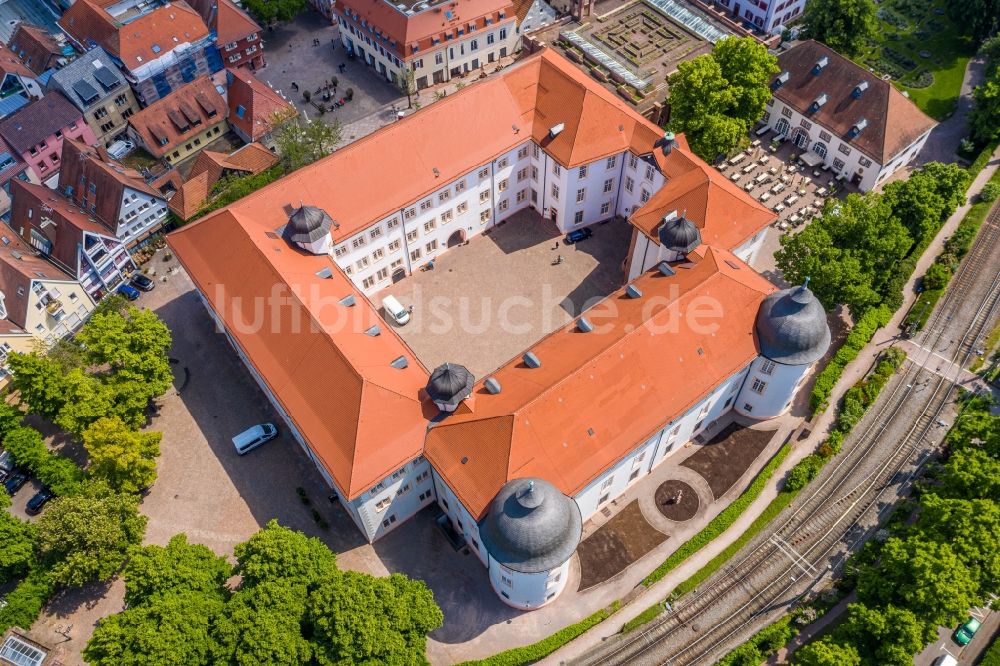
<box><xmin>755</xmin><ymin>284</ymin><xmax>831</xmax><ymax>365</ymax></box>
<box><xmin>0</xmin><ymin>92</ymin><xmax>82</xmax><ymax>156</ymax></box>
<box><xmin>426</xmin><ymin>363</ymin><xmax>474</xmax><ymax>406</ymax></box>
<box><xmin>479</xmin><ymin>477</ymin><xmax>582</xmax><ymax>573</ymax></box>
<box><xmin>47</xmin><ymin>47</ymin><xmax>125</xmax><ymax>112</ymax></box>
<box><xmin>285</xmin><ymin>204</ymin><xmax>334</xmax><ymax>245</ymax></box>
<box><xmin>658</xmin><ymin>214</ymin><xmax>701</xmax><ymax>254</ymax></box>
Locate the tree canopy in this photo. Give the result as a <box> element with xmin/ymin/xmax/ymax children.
<box><xmin>667</xmin><ymin>37</ymin><xmax>778</xmax><ymax>161</ymax></box>
<box><xmin>122</xmin><ymin>534</ymin><xmax>232</xmax><ymax>607</ymax></box>
<box><xmin>243</xmin><ymin>0</ymin><xmax>306</xmax><ymax>23</ymax></box>
<box><xmin>794</xmin><ymin>638</ymin><xmax>861</xmax><ymax>666</ymax></box>
<box><xmin>83</xmin><ymin>416</ymin><xmax>161</xmax><ymax>494</ymax></box>
<box><xmin>274</xmin><ymin>117</ymin><xmax>343</xmax><ymax>172</ymax></box>
<box><xmin>946</xmin><ymin>0</ymin><xmax>999</xmax><ymax>44</ymax></box>
<box><xmin>36</xmin><ymin>481</ymin><xmax>147</xmax><ymax>587</ymax></box>
<box><xmin>970</xmin><ymin>37</ymin><xmax>1000</xmax><ymax>145</ymax></box>
<box><xmin>802</xmin><ymin>0</ymin><xmax>878</xmax><ymax>57</ymax></box>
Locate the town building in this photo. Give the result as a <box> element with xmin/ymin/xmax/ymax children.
<box><xmin>709</xmin><ymin>0</ymin><xmax>804</xmax><ymax>34</ymax></box>
<box><xmin>186</xmin><ymin>0</ymin><xmax>266</xmax><ymax>71</ymax></box>
<box><xmin>513</xmin><ymin>0</ymin><xmax>557</xmax><ymax>35</ymax></box>
<box><xmin>127</xmin><ymin>76</ymin><xmax>228</xmax><ymax>165</ymax></box>
<box><xmin>0</xmin><ymin>149</ymin><xmax>37</xmax><ymax>222</ymax></box>
<box><xmin>10</xmin><ymin>179</ymin><xmax>137</xmax><ymax>301</ymax></box>
<box><xmin>762</xmin><ymin>40</ymin><xmax>937</xmax><ymax>191</ymax></box>
<box><xmin>46</xmin><ymin>47</ymin><xmax>141</xmax><ymax>148</ymax></box>
<box><xmin>168</xmin><ymin>49</ymin><xmax>827</xmax><ymax>609</ymax></box>
<box><xmin>7</xmin><ymin>23</ymin><xmax>72</xmax><ymax>76</ymax></box>
<box><xmin>0</xmin><ymin>226</ymin><xmax>96</xmax><ymax>380</ymax></box>
<box><xmin>0</xmin><ymin>45</ymin><xmax>44</xmax><ymax>99</ymax></box>
<box><xmin>224</xmin><ymin>68</ymin><xmax>295</xmax><ymax>148</ymax></box>
<box><xmin>0</xmin><ymin>92</ymin><xmax>96</xmax><ymax>186</ymax></box>
<box><xmin>56</xmin><ymin>139</ymin><xmax>171</xmax><ymax>247</ymax></box>
<box><xmin>334</xmin><ymin>0</ymin><xmax>519</xmax><ymax>90</ymax></box>
<box><xmin>58</xmin><ymin>0</ymin><xmax>224</xmax><ymax>106</ymax></box>
<box><xmin>168</xmin><ymin>142</ymin><xmax>279</xmax><ymax>220</ymax></box>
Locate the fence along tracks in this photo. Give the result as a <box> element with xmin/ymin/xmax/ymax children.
<box><xmin>574</xmin><ymin>204</ymin><xmax>1000</xmax><ymax>666</ymax></box>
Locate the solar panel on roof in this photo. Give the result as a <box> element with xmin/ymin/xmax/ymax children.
<box><xmin>93</xmin><ymin>65</ymin><xmax>120</xmax><ymax>91</ymax></box>
<box><xmin>72</xmin><ymin>79</ymin><xmax>101</xmax><ymax>105</ymax></box>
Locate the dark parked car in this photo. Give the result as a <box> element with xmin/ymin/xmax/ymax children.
<box><xmin>129</xmin><ymin>273</ymin><xmax>155</xmax><ymax>292</ymax></box>
<box><xmin>26</xmin><ymin>486</ymin><xmax>54</xmax><ymax>514</ymax></box>
<box><xmin>563</xmin><ymin>228</ymin><xmax>593</xmax><ymax>245</ymax></box>
<box><xmin>3</xmin><ymin>469</ymin><xmax>28</xmax><ymax>495</ymax></box>
<box><xmin>117</xmin><ymin>283</ymin><xmax>140</xmax><ymax>301</ymax></box>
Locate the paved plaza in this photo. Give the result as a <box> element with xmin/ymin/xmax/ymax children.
<box><xmin>379</xmin><ymin>210</ymin><xmax>632</xmax><ymax>378</ymax></box>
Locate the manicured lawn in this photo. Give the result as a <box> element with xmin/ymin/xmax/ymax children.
<box><xmin>857</xmin><ymin>0</ymin><xmax>975</xmax><ymax>120</ymax></box>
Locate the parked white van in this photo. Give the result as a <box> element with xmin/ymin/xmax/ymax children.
<box><xmin>382</xmin><ymin>295</ymin><xmax>410</xmax><ymax>326</ymax></box>
<box><xmin>232</xmin><ymin>423</ymin><xmax>278</xmax><ymax>455</ymax></box>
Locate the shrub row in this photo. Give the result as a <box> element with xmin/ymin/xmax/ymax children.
<box><xmin>641</xmin><ymin>442</ymin><xmax>792</xmax><ymax>588</ymax></box>
<box><xmin>809</xmin><ymin>305</ymin><xmax>894</xmax><ymax>413</ymax></box>
<box><xmin>3</xmin><ymin>426</ymin><xmax>84</xmax><ymax>496</ymax></box>
<box><xmin>0</xmin><ymin>568</ymin><xmax>55</xmax><ymax>635</ymax></box>
<box><xmin>716</xmin><ymin>616</ymin><xmax>796</xmax><ymax>666</ymax></box>
<box><xmin>981</xmin><ymin>635</ymin><xmax>1000</xmax><ymax>666</ymax></box>
<box><xmin>456</xmin><ymin>601</ymin><xmax>621</xmax><ymax>666</ymax></box>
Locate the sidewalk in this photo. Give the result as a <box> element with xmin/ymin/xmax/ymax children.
<box><xmin>766</xmin><ymin>592</ymin><xmax>857</xmax><ymax>664</ymax></box>
<box><xmin>545</xmin><ymin>145</ymin><xmax>1000</xmax><ymax>665</ymax></box>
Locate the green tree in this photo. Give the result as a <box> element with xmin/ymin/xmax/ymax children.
<box><xmin>0</xmin><ymin>400</ymin><xmax>23</xmax><ymax>438</ymax></box>
<box><xmin>0</xmin><ymin>501</ymin><xmax>35</xmax><ymax>584</ymax></box>
<box><xmin>36</xmin><ymin>480</ymin><xmax>147</xmax><ymax>587</ymax></box>
<box><xmin>123</xmin><ymin>534</ymin><xmax>232</xmax><ymax>607</ymax></box>
<box><xmin>308</xmin><ymin>571</ymin><xmax>444</xmax><ymax>666</ymax></box>
<box><xmin>793</xmin><ymin>638</ymin><xmax>861</xmax><ymax>666</ymax></box>
<box><xmin>82</xmin><ymin>416</ymin><xmax>161</xmax><ymax>494</ymax></box>
<box><xmin>834</xmin><ymin>603</ymin><xmax>934</xmax><ymax>666</ymax></box>
<box><xmin>946</xmin><ymin>0</ymin><xmax>999</xmax><ymax>44</ymax></box>
<box><xmin>212</xmin><ymin>580</ymin><xmax>314</xmax><ymax>666</ymax></box>
<box><xmin>970</xmin><ymin>77</ymin><xmax>1000</xmax><ymax>145</ymax></box>
<box><xmin>243</xmin><ymin>0</ymin><xmax>306</xmax><ymax>23</ymax></box>
<box><xmin>53</xmin><ymin>369</ymin><xmax>117</xmax><ymax>438</ymax></box>
<box><xmin>856</xmin><ymin>537</ymin><xmax>980</xmax><ymax>627</ymax></box>
<box><xmin>916</xmin><ymin>494</ymin><xmax>1000</xmax><ymax>591</ymax></box>
<box><xmin>274</xmin><ymin>117</ymin><xmax>342</xmax><ymax>172</ymax></box>
<box><xmin>940</xmin><ymin>447</ymin><xmax>1000</xmax><ymax>499</ymax></box>
<box><xmin>803</xmin><ymin>0</ymin><xmax>878</xmax><ymax>57</ymax></box>
<box><xmin>398</xmin><ymin>66</ymin><xmax>417</xmax><ymax>109</ymax></box>
<box><xmin>77</xmin><ymin>307</ymin><xmax>173</xmax><ymax>394</ymax></box>
<box><xmin>7</xmin><ymin>352</ymin><xmax>69</xmax><ymax>420</ymax></box>
<box><xmin>234</xmin><ymin>519</ymin><xmax>337</xmax><ymax>587</ymax></box>
<box><xmin>667</xmin><ymin>37</ymin><xmax>777</xmax><ymax>161</ymax></box>
<box><xmin>83</xmin><ymin>590</ymin><xmax>225</xmax><ymax>666</ymax></box>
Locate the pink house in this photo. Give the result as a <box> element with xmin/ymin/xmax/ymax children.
<box><xmin>0</xmin><ymin>91</ymin><xmax>96</xmax><ymax>185</ymax></box>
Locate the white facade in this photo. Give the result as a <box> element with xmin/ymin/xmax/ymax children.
<box><xmin>20</xmin><ymin>278</ymin><xmax>95</xmax><ymax>345</ymax></box>
<box><xmin>626</xmin><ymin>224</ymin><xmax>769</xmax><ymax>282</ymax></box>
<box><xmin>337</xmin><ymin>11</ymin><xmax>518</xmax><ymax>90</ymax></box>
<box><xmin>116</xmin><ymin>186</ymin><xmax>169</xmax><ymax>245</ymax></box>
<box><xmin>763</xmin><ymin>97</ymin><xmax>932</xmax><ymax>192</ymax></box>
<box><xmin>711</xmin><ymin>0</ymin><xmax>804</xmax><ymax>34</ymax></box>
<box><xmin>735</xmin><ymin>355</ymin><xmax>806</xmax><ymax>419</ymax></box>
<box><xmin>517</xmin><ymin>0</ymin><xmax>557</xmax><ymax>34</ymax></box>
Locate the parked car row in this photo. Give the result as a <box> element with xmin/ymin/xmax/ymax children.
<box><xmin>1</xmin><ymin>449</ymin><xmax>54</xmax><ymax>514</ymax></box>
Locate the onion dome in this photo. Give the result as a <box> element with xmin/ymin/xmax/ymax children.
<box><xmin>755</xmin><ymin>282</ymin><xmax>831</xmax><ymax>365</ymax></box>
<box><xmin>426</xmin><ymin>363</ymin><xmax>474</xmax><ymax>410</ymax></box>
<box><xmin>658</xmin><ymin>213</ymin><xmax>701</xmax><ymax>254</ymax></box>
<box><xmin>285</xmin><ymin>204</ymin><xmax>334</xmax><ymax>245</ymax></box>
<box><xmin>479</xmin><ymin>478</ymin><xmax>582</xmax><ymax>573</ymax></box>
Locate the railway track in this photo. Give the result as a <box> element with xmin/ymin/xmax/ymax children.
<box><xmin>573</xmin><ymin>202</ymin><xmax>1000</xmax><ymax>666</ymax></box>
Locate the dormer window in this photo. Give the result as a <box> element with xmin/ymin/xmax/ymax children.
<box><xmin>852</xmin><ymin>81</ymin><xmax>869</xmax><ymax>99</ymax></box>
<box><xmin>811</xmin><ymin>56</ymin><xmax>828</xmax><ymax>75</ymax></box>
<box><xmin>847</xmin><ymin>117</ymin><xmax>868</xmax><ymax>138</ymax></box>
<box><xmin>808</xmin><ymin>93</ymin><xmax>828</xmax><ymax>114</ymax></box>
<box><xmin>771</xmin><ymin>71</ymin><xmax>789</xmax><ymax>90</ymax></box>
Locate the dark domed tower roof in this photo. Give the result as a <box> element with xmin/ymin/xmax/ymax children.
<box><xmin>755</xmin><ymin>283</ymin><xmax>831</xmax><ymax>365</ymax></box>
<box><xmin>286</xmin><ymin>204</ymin><xmax>334</xmax><ymax>245</ymax></box>
<box><xmin>479</xmin><ymin>478</ymin><xmax>582</xmax><ymax>573</ymax></box>
<box><xmin>658</xmin><ymin>214</ymin><xmax>701</xmax><ymax>254</ymax></box>
<box><xmin>426</xmin><ymin>363</ymin><xmax>474</xmax><ymax>408</ymax></box>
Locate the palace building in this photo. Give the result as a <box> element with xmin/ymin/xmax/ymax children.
<box><xmin>169</xmin><ymin>48</ymin><xmax>830</xmax><ymax>610</ymax></box>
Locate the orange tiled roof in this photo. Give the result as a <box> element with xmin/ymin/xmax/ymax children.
<box><xmin>772</xmin><ymin>41</ymin><xmax>936</xmax><ymax>164</ymax></box>
<box><xmin>630</xmin><ymin>148</ymin><xmax>776</xmax><ymax>248</ymax></box>
<box><xmin>225</xmin><ymin>68</ymin><xmax>295</xmax><ymax>142</ymax></box>
<box><xmin>167</xmin><ymin>208</ymin><xmax>434</xmax><ymax>499</ymax></box>
<box><xmin>171</xmin><ymin>143</ymin><xmax>278</xmax><ymax>219</ymax></box>
<box><xmin>425</xmin><ymin>248</ymin><xmax>776</xmax><ymax>518</ymax></box>
<box><xmin>223</xmin><ymin>50</ymin><xmax>670</xmax><ymax>244</ymax></box>
<box><xmin>215</xmin><ymin>0</ymin><xmax>261</xmax><ymax>45</ymax></box>
<box><xmin>337</xmin><ymin>0</ymin><xmax>514</xmax><ymax>61</ymax></box>
<box><xmin>128</xmin><ymin>77</ymin><xmax>226</xmax><ymax>157</ymax></box>
<box><xmin>8</xmin><ymin>23</ymin><xmax>61</xmax><ymax>76</ymax></box>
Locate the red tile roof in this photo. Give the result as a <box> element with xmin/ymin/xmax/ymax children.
<box><xmin>168</xmin><ymin>208</ymin><xmax>435</xmax><ymax>499</ymax></box>
<box><xmin>424</xmin><ymin>249</ymin><xmax>775</xmax><ymax>518</ymax></box>
<box><xmin>128</xmin><ymin>77</ymin><xmax>226</xmax><ymax>157</ymax></box>
<box><xmin>184</xmin><ymin>0</ymin><xmax>261</xmax><ymax>45</ymax></box>
<box><xmin>630</xmin><ymin>146</ymin><xmax>776</xmax><ymax>249</ymax></box>
<box><xmin>225</xmin><ymin>68</ymin><xmax>295</xmax><ymax>142</ymax></box>
<box><xmin>772</xmin><ymin>41</ymin><xmax>936</xmax><ymax>164</ymax></box>
<box><xmin>7</xmin><ymin>23</ymin><xmax>62</xmax><ymax>76</ymax></box>
<box><xmin>170</xmin><ymin>143</ymin><xmax>278</xmax><ymax>219</ymax></box>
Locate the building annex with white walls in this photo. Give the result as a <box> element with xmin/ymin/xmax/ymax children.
<box><xmin>169</xmin><ymin>48</ymin><xmax>830</xmax><ymax>610</ymax></box>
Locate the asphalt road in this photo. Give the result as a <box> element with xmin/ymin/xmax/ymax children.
<box><xmin>915</xmin><ymin>606</ymin><xmax>999</xmax><ymax>665</ymax></box>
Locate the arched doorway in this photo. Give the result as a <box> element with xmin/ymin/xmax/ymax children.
<box><xmin>791</xmin><ymin>127</ymin><xmax>809</xmax><ymax>150</ymax></box>
<box><xmin>391</xmin><ymin>268</ymin><xmax>406</xmax><ymax>283</ymax></box>
<box><xmin>447</xmin><ymin>229</ymin><xmax>466</xmax><ymax>248</ymax></box>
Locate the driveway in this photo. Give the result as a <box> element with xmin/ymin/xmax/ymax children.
<box><xmin>915</xmin><ymin>56</ymin><xmax>988</xmax><ymax>166</ymax></box>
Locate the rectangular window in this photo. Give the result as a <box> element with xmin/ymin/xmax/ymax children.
<box><xmin>370</xmin><ymin>227</ymin><xmax>383</xmax><ymax>239</ymax></box>
<box><xmin>479</xmin><ymin>190</ymin><xmax>490</xmax><ymax>203</ymax></box>
<box><xmin>377</xmin><ymin>267</ymin><xmax>388</xmax><ymax>280</ymax></box>
<box><xmin>497</xmin><ymin>158</ymin><xmax>508</xmax><ymax>169</ymax></box>
<box><xmin>455</xmin><ymin>180</ymin><xmax>466</xmax><ymax>193</ymax></box>
<box><xmin>410</xmin><ymin>248</ymin><xmax>422</xmax><ymax>261</ymax></box>
<box><xmin>478</xmin><ymin>167</ymin><xmax>489</xmax><ymax>178</ymax></box>
<box><xmin>517</xmin><ymin>168</ymin><xmax>528</xmax><ymax>182</ymax></box>
<box><xmin>441</xmin><ymin>209</ymin><xmax>453</xmax><ymax>223</ymax></box>
<box><xmin>833</xmin><ymin>158</ymin><xmax>846</xmax><ymax>171</ymax></box>
<box><xmin>760</xmin><ymin>359</ymin><xmax>776</xmax><ymax>375</ymax></box>
<box><xmin>640</xmin><ymin>189</ymin><xmax>651</xmax><ymax>204</ymax></box>
<box><xmin>625</xmin><ymin>176</ymin><xmax>634</xmax><ymax>193</ymax></box>
<box><xmin>819</xmin><ymin>130</ymin><xmax>832</xmax><ymax>142</ymax></box>
<box><xmin>404</xmin><ymin>207</ymin><xmax>416</xmax><ymax>220</ymax></box>
<box><xmin>419</xmin><ymin>199</ymin><xmax>433</xmax><ymax>211</ymax></box>
<box><xmin>457</xmin><ymin>201</ymin><xmax>468</xmax><ymax>214</ymax></box>
<box><xmin>600</xmin><ymin>476</ymin><xmax>614</xmax><ymax>490</ymax></box>
<box><xmin>578</xmin><ymin>165</ymin><xmax>588</xmax><ymax>178</ymax></box>
<box><xmin>532</xmin><ymin>144</ymin><xmax>540</xmax><ymax>158</ymax></box>
<box><xmin>352</xmin><ymin>236</ymin><xmax>366</xmax><ymax>249</ymax></box>
<box><xmin>645</xmin><ymin>165</ymin><xmax>655</xmax><ymax>181</ymax></box>
<box><xmin>575</xmin><ymin>188</ymin><xmax>585</xmax><ymax>203</ymax></box>
<box><xmin>362</xmin><ymin>276</ymin><xmax>375</xmax><ymax>289</ymax></box>
<box><xmin>859</xmin><ymin>156</ymin><xmax>872</xmax><ymax>167</ymax></box>
<box><xmin>518</xmin><ymin>146</ymin><xmax>529</xmax><ymax>159</ymax></box>
<box><xmin>553</xmin><ymin>163</ymin><xmax>561</xmax><ymax>176</ymax></box>
<box><xmin>334</xmin><ymin>246</ymin><xmax>348</xmax><ymax>257</ymax></box>
<box><xmin>516</xmin><ymin>189</ymin><xmax>527</xmax><ymax>203</ymax></box>
<box><xmin>406</xmin><ymin>230</ymin><xmax>419</xmax><ymax>242</ymax></box>
<box><xmin>628</xmin><ymin>154</ymin><xmax>638</xmax><ymax>169</ymax></box>
<box><xmin>603</xmin><ymin>178</ymin><xmax>614</xmax><ymax>193</ymax></box>
<box><xmin>388</xmin><ymin>239</ymin><xmax>401</xmax><ymax>252</ymax></box>
<box><xmin>799</xmin><ymin>119</ymin><xmax>812</xmax><ymax>130</ymax></box>
<box><xmin>781</xmin><ymin>107</ymin><xmax>793</xmax><ymax>118</ymax></box>
<box><xmin>372</xmin><ymin>248</ymin><xmax>385</xmax><ymax>260</ymax></box>
<box><xmin>498</xmin><ymin>199</ymin><xmax>509</xmax><ymax>212</ymax></box>
<box><xmin>606</xmin><ymin>156</ymin><xmax>617</xmax><ymax>169</ymax></box>
<box><xmin>498</xmin><ymin>178</ymin><xmax>509</xmax><ymax>192</ymax></box>
<box><xmin>600</xmin><ymin>201</ymin><xmax>611</xmax><ymax>215</ymax></box>
<box><xmin>423</xmin><ymin>220</ymin><xmax>436</xmax><ymax>233</ymax></box>
<box><xmin>751</xmin><ymin>378</ymin><xmax>767</xmax><ymax>394</ymax></box>
<box><xmin>426</xmin><ymin>239</ymin><xmax>437</xmax><ymax>252</ymax></box>
<box><xmin>550</xmin><ymin>184</ymin><xmax>559</xmax><ymax>199</ymax></box>
<box><xmin>574</xmin><ymin>210</ymin><xmax>584</xmax><ymax>224</ymax></box>
<box><xmin>480</xmin><ymin>210</ymin><xmax>490</xmax><ymax>223</ymax></box>
<box><xmin>531</xmin><ymin>166</ymin><xmax>538</xmax><ymax>181</ymax></box>
<box><xmin>838</xmin><ymin>143</ymin><xmax>852</xmax><ymax>156</ymax></box>
<box><xmin>387</xmin><ymin>217</ymin><xmax>400</xmax><ymax>230</ymax></box>
<box><xmin>438</xmin><ymin>190</ymin><xmax>451</xmax><ymax>203</ymax></box>
<box><xmin>356</xmin><ymin>257</ymin><xmax>369</xmax><ymax>269</ymax></box>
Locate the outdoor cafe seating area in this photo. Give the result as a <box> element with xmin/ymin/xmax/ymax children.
<box><xmin>717</xmin><ymin>137</ymin><xmax>848</xmax><ymax>236</ymax></box>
